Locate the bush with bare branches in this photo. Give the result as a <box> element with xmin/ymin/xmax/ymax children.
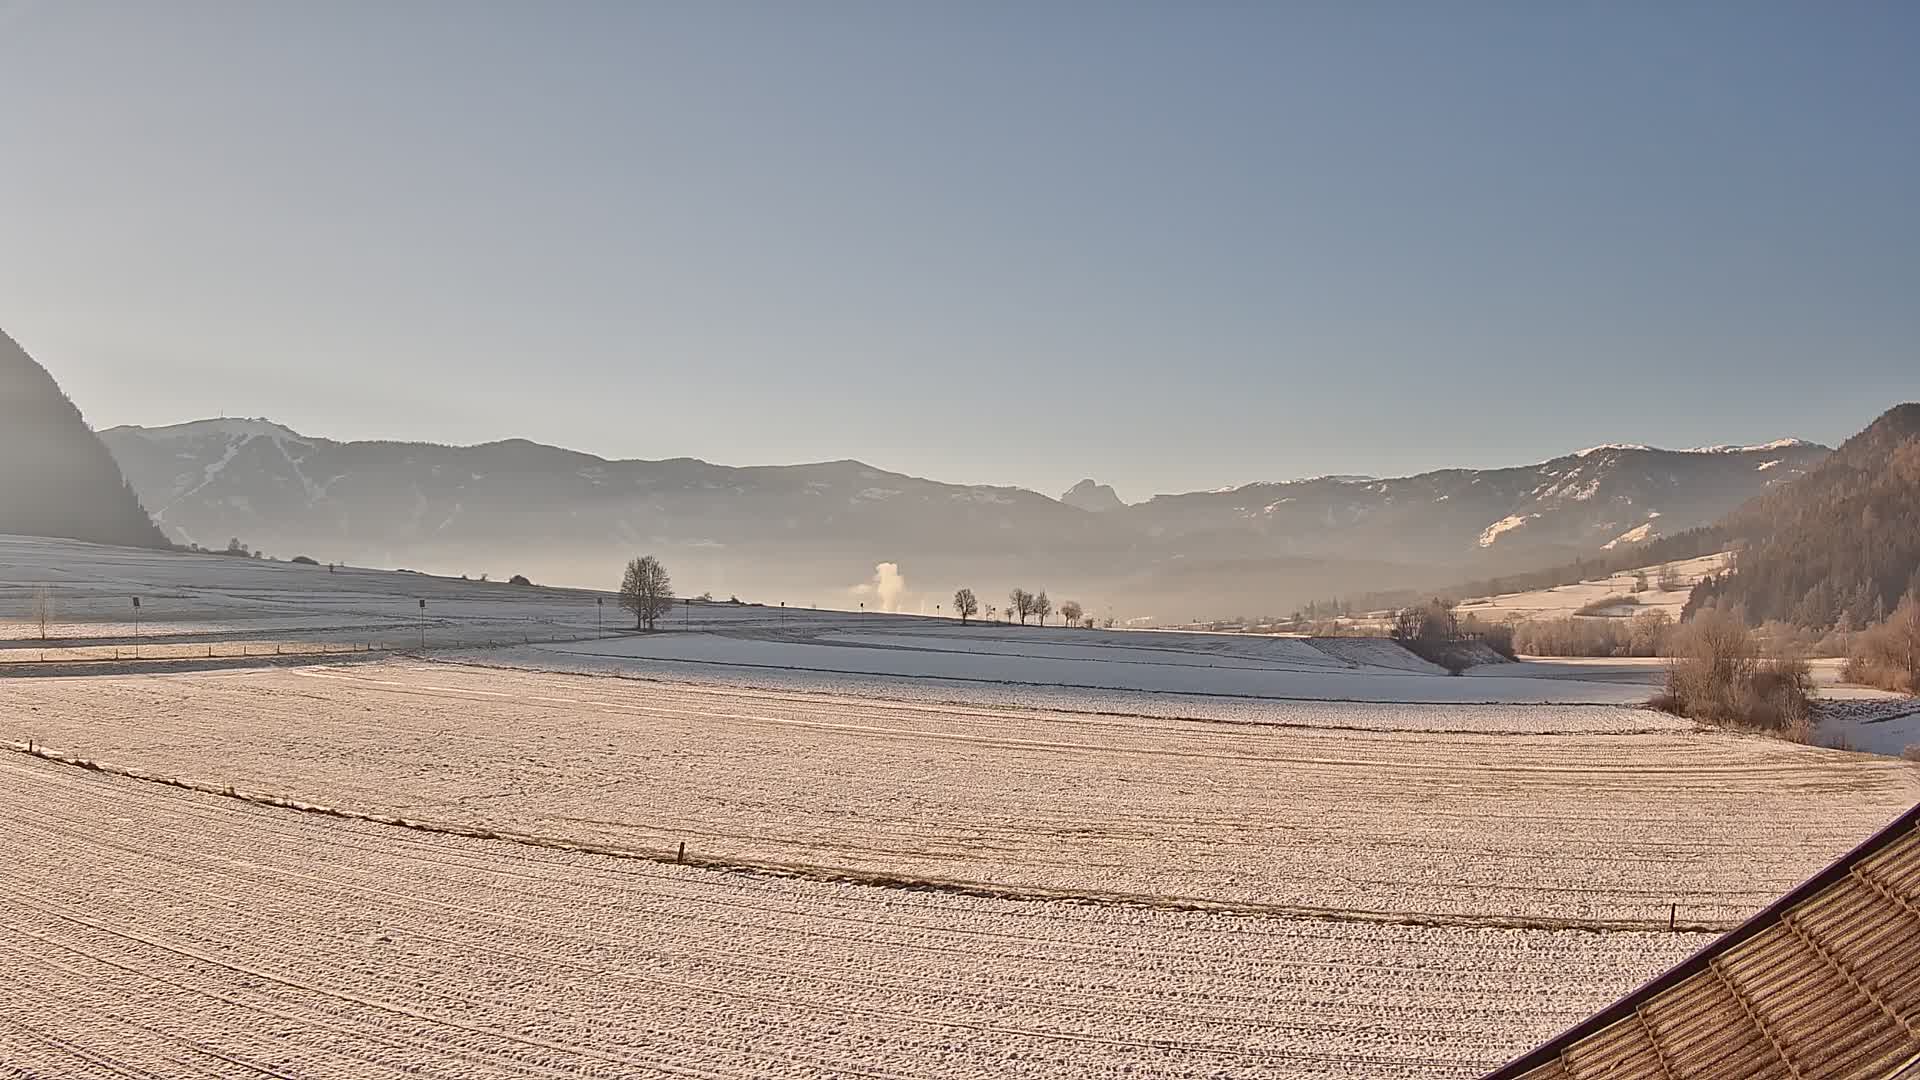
<box><xmin>1843</xmin><ymin>594</ymin><xmax>1920</xmax><ymax>694</ymax></box>
<box><xmin>1655</xmin><ymin>609</ymin><xmax>1812</xmax><ymax>736</ymax></box>
<box><xmin>1511</xmin><ymin>610</ymin><xmax>1671</xmax><ymax>657</ymax></box>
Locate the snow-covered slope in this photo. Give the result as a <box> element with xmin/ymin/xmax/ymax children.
<box><xmin>1455</xmin><ymin>552</ymin><xmax>1733</xmax><ymax>622</ymax></box>
<box><xmin>1114</xmin><ymin>442</ymin><xmax>1826</xmax><ymax>566</ymax></box>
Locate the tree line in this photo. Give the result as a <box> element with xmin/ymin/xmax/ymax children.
<box><xmin>950</xmin><ymin>587</ymin><xmax>1095</xmax><ymax>628</ymax></box>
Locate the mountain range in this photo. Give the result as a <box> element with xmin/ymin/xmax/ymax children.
<box><xmin>99</xmin><ymin>418</ymin><xmax>1826</xmax><ymax>618</ymax></box>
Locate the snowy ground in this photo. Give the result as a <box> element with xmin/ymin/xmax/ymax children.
<box><xmin>486</xmin><ymin>627</ymin><xmax>1656</xmax><ymax>705</ymax></box>
<box><xmin>0</xmin><ymin>751</ymin><xmax>1710</xmax><ymax>1080</ymax></box>
<box><xmin>3</xmin><ymin>534</ymin><xmax>1917</xmax><ymax>1078</ymax></box>
<box><xmin>0</xmin><ymin>533</ymin><xmax>793</xmax><ymax>650</ymax></box>
<box><xmin>8</xmin><ymin>660</ymin><xmax>1914</xmax><ymax>927</ymax></box>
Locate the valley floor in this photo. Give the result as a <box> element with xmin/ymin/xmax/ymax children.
<box><xmin>3</xmin><ymin>536</ymin><xmax>1918</xmax><ymax>1078</ymax></box>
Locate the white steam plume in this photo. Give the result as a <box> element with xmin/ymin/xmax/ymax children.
<box><xmin>851</xmin><ymin>562</ymin><xmax>908</xmax><ymax>612</ymax></box>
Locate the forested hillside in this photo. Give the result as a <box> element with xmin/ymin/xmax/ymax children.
<box><xmin>0</xmin><ymin>329</ymin><xmax>169</xmax><ymax>549</ymax></box>
<box><xmin>1688</xmin><ymin>404</ymin><xmax>1920</xmax><ymax>628</ymax></box>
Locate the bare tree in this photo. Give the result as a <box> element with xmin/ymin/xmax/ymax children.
<box><xmin>1657</xmin><ymin>565</ymin><xmax>1683</xmax><ymax>592</ymax></box>
<box><xmin>31</xmin><ymin>586</ymin><xmax>53</xmax><ymax>641</ymax></box>
<box><xmin>619</xmin><ymin>555</ymin><xmax>675</xmax><ymax>630</ymax></box>
<box><xmin>1846</xmin><ymin>593</ymin><xmax>1920</xmax><ymax>693</ymax></box>
<box><xmin>952</xmin><ymin>588</ymin><xmax>979</xmax><ymax>625</ymax></box>
<box><xmin>1033</xmin><ymin>590</ymin><xmax>1052</xmax><ymax>627</ymax></box>
<box><xmin>984</xmin><ymin>603</ymin><xmax>998</xmax><ymax>622</ymax></box>
<box><xmin>1008</xmin><ymin>588</ymin><xmax>1033</xmax><ymax>625</ymax></box>
<box><xmin>1662</xmin><ymin>608</ymin><xmax>1810</xmax><ymax>734</ymax></box>
<box><xmin>1059</xmin><ymin>600</ymin><xmax>1084</xmax><ymax>627</ymax></box>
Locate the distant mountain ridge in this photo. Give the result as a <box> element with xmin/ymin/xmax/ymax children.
<box><xmin>1060</xmin><ymin>479</ymin><xmax>1126</xmax><ymax>513</ymax></box>
<box><xmin>101</xmin><ymin>418</ymin><xmax>1827</xmax><ymax>616</ymax></box>
<box><xmin>0</xmin><ymin>330</ymin><xmax>168</xmax><ymax>550</ymax></box>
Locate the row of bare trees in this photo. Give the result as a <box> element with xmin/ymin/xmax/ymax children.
<box><xmin>949</xmin><ymin>587</ymin><xmax>1090</xmax><ymax>628</ymax></box>
<box><xmin>615</xmin><ymin>557</ymin><xmax>1099</xmax><ymax>634</ymax></box>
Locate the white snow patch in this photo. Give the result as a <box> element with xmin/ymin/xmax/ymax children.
<box><xmin>1683</xmin><ymin>438</ymin><xmax>1813</xmax><ymax>453</ymax></box>
<box><xmin>1601</xmin><ymin>522</ymin><xmax>1657</xmax><ymax>550</ymax></box>
<box><xmin>1477</xmin><ymin>513</ymin><xmax>1538</xmax><ymax>548</ymax></box>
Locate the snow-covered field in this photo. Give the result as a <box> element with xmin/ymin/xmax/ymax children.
<box><xmin>485</xmin><ymin>626</ymin><xmax>1656</xmax><ymax>705</ymax></box>
<box><xmin>10</xmin><ymin>660</ymin><xmax>1915</xmax><ymax>926</ymax></box>
<box><xmin>0</xmin><ymin>533</ymin><xmax>791</xmax><ymax>650</ymax></box>
<box><xmin>0</xmin><ymin>751</ymin><xmax>1708</xmax><ymax>1079</ymax></box>
<box><xmin>1455</xmin><ymin>552</ymin><xmax>1732</xmax><ymax>623</ymax></box>
<box><xmin>3</xmin><ymin>535</ymin><xmax>1917</xmax><ymax>1078</ymax></box>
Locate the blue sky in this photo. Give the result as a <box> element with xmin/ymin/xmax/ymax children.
<box><xmin>2</xmin><ymin>2</ymin><xmax>1915</xmax><ymax>500</ymax></box>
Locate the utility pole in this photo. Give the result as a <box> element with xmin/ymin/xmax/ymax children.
<box><xmin>418</xmin><ymin>598</ymin><xmax>426</xmax><ymax>651</ymax></box>
<box><xmin>597</xmin><ymin>596</ymin><xmax>603</xmax><ymax>635</ymax></box>
<box><xmin>131</xmin><ymin>596</ymin><xmax>140</xmax><ymax>642</ymax></box>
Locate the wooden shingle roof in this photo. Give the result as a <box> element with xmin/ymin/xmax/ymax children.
<box><xmin>1486</xmin><ymin>803</ymin><xmax>1920</xmax><ymax>1080</ymax></box>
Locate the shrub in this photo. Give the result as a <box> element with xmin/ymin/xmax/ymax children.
<box><xmin>1514</xmin><ymin>617</ymin><xmax>1621</xmax><ymax>657</ymax></box>
<box><xmin>1391</xmin><ymin>598</ymin><xmax>1457</xmax><ymax>648</ymax></box>
<box><xmin>1628</xmin><ymin>609</ymin><xmax>1673</xmax><ymax>656</ymax></box>
<box><xmin>509</xmin><ymin>574</ymin><xmax>532</xmax><ymax>586</ymax></box>
<box><xmin>1467</xmin><ymin>617</ymin><xmax>1516</xmax><ymax>660</ymax></box>
<box><xmin>1902</xmin><ymin>745</ymin><xmax>1920</xmax><ymax>763</ymax></box>
<box><xmin>1843</xmin><ymin>594</ymin><xmax>1920</xmax><ymax>694</ymax></box>
<box><xmin>290</xmin><ymin>555</ymin><xmax>319</xmax><ymax>566</ymax></box>
<box><xmin>1659</xmin><ymin>610</ymin><xmax>1812</xmax><ymax>734</ymax></box>
<box><xmin>1751</xmin><ymin>656</ymin><xmax>1815</xmax><ymax>739</ymax></box>
<box><xmin>1391</xmin><ymin>599</ymin><xmax>1509</xmax><ymax>671</ymax></box>
<box><xmin>1510</xmin><ymin>610</ymin><xmax>1669</xmax><ymax>657</ymax></box>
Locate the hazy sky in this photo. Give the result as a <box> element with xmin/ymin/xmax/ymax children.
<box><xmin>3</xmin><ymin>3</ymin><xmax>1915</xmax><ymax>500</ymax></box>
